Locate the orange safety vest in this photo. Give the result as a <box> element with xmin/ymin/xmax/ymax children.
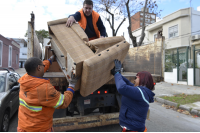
<box><xmin>78</xmin><ymin>9</ymin><xmax>100</xmax><ymax>39</ymax></box>
<box><xmin>17</xmin><ymin>60</ymin><xmax>74</xmax><ymax>132</ymax></box>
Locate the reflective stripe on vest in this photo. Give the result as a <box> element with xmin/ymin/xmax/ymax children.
<box><xmin>54</xmin><ymin>94</ymin><xmax>64</xmax><ymax>108</ymax></box>
<box><xmin>19</xmin><ymin>98</ymin><xmax>42</xmax><ymax>112</ymax></box>
<box><xmin>136</xmin><ymin>87</ymin><xmax>149</xmax><ymax>105</ymax></box>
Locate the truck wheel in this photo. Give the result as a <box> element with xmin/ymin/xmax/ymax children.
<box><xmin>1</xmin><ymin>110</ymin><xmax>10</xmax><ymax>132</ymax></box>
<box><xmin>66</xmin><ymin>108</ymin><xmax>74</xmax><ymax>117</ymax></box>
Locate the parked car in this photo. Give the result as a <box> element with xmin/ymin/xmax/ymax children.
<box><xmin>0</xmin><ymin>68</ymin><xmax>21</xmax><ymax>132</ymax></box>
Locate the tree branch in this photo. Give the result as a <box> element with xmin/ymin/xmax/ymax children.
<box><xmin>138</xmin><ymin>0</ymin><xmax>148</xmax><ymax>46</ymax></box>
<box><xmin>125</xmin><ymin>0</ymin><xmax>137</xmax><ymax>47</ymax></box>
<box><xmin>106</xmin><ymin>8</ymin><xmax>115</xmax><ymax>36</ymax></box>
<box><xmin>115</xmin><ymin>17</ymin><xmax>126</xmax><ymax>35</ymax></box>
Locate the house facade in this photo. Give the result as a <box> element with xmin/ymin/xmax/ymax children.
<box><xmin>131</xmin><ymin>7</ymin><xmax>200</xmax><ymax>86</ymax></box>
<box><xmin>11</xmin><ymin>38</ymin><xmax>27</xmax><ymax>68</ymax></box>
<box><xmin>0</xmin><ymin>34</ymin><xmax>20</xmax><ymax>70</ymax></box>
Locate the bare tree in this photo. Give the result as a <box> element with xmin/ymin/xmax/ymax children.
<box><xmin>93</xmin><ymin>0</ymin><xmax>126</xmax><ymax>36</ymax></box>
<box><xmin>137</xmin><ymin>0</ymin><xmax>148</xmax><ymax>46</ymax></box>
<box><xmin>81</xmin><ymin>0</ymin><xmax>161</xmax><ymax>47</ymax></box>
<box><xmin>124</xmin><ymin>0</ymin><xmax>161</xmax><ymax>47</ymax></box>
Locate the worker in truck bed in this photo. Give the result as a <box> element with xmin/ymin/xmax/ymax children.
<box><xmin>111</xmin><ymin>59</ymin><xmax>155</xmax><ymax>132</ymax></box>
<box><xmin>66</xmin><ymin>0</ymin><xmax>106</xmax><ymax>41</ymax></box>
<box><xmin>17</xmin><ymin>56</ymin><xmax>79</xmax><ymax>132</ymax></box>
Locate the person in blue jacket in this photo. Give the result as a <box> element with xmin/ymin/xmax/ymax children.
<box><xmin>111</xmin><ymin>59</ymin><xmax>155</xmax><ymax>132</ymax></box>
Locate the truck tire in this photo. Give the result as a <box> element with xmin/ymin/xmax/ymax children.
<box><xmin>1</xmin><ymin>110</ymin><xmax>10</xmax><ymax>132</ymax></box>
<box><xmin>66</xmin><ymin>108</ymin><xmax>74</xmax><ymax>117</ymax></box>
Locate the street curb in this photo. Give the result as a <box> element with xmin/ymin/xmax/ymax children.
<box><xmin>179</xmin><ymin>105</ymin><xmax>191</xmax><ymax>112</ymax></box>
<box><xmin>191</xmin><ymin>109</ymin><xmax>199</xmax><ymax>116</ymax></box>
<box><xmin>198</xmin><ymin>111</ymin><xmax>200</xmax><ymax>117</ymax></box>
<box><xmin>155</xmin><ymin>97</ymin><xmax>200</xmax><ymax>117</ymax></box>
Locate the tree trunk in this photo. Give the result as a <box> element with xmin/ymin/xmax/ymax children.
<box><xmin>138</xmin><ymin>0</ymin><xmax>148</xmax><ymax>46</ymax></box>
<box><xmin>125</xmin><ymin>0</ymin><xmax>137</xmax><ymax>47</ymax></box>
<box><xmin>106</xmin><ymin>9</ymin><xmax>116</xmax><ymax>36</ymax></box>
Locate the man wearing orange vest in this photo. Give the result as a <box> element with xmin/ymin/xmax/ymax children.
<box><xmin>66</xmin><ymin>0</ymin><xmax>106</xmax><ymax>41</ymax></box>
<box><xmin>17</xmin><ymin>56</ymin><xmax>79</xmax><ymax>132</ymax></box>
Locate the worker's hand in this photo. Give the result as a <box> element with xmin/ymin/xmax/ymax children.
<box><xmin>67</xmin><ymin>71</ymin><xmax>79</xmax><ymax>89</ymax></box>
<box><xmin>49</xmin><ymin>55</ymin><xmax>55</xmax><ymax>63</ymax></box>
<box><xmin>66</xmin><ymin>16</ymin><xmax>76</xmax><ymax>27</ymax></box>
<box><xmin>111</xmin><ymin>59</ymin><xmax>122</xmax><ymax>76</ymax></box>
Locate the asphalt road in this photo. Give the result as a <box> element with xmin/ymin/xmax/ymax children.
<box><xmin>9</xmin><ymin>101</ymin><xmax>200</xmax><ymax>132</ymax></box>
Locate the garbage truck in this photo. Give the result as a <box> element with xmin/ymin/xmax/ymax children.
<box><xmin>27</xmin><ymin>13</ymin><xmax>163</xmax><ymax>132</ymax></box>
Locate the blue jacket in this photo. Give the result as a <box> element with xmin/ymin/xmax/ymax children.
<box><xmin>114</xmin><ymin>73</ymin><xmax>155</xmax><ymax>131</ymax></box>
<box><xmin>70</xmin><ymin>12</ymin><xmax>106</xmax><ymax>38</ymax></box>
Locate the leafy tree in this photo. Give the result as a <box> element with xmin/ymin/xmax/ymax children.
<box><xmin>35</xmin><ymin>29</ymin><xmax>49</xmax><ymax>45</ymax></box>
<box><xmin>25</xmin><ymin>29</ymin><xmax>49</xmax><ymax>45</ymax></box>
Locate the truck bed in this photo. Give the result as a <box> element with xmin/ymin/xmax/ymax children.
<box><xmin>44</xmin><ymin>72</ymin><xmax>163</xmax><ymax>86</ymax></box>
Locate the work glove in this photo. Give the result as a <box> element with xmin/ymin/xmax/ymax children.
<box><xmin>111</xmin><ymin>59</ymin><xmax>122</xmax><ymax>76</ymax></box>
<box><xmin>49</xmin><ymin>55</ymin><xmax>55</xmax><ymax>63</ymax></box>
<box><xmin>67</xmin><ymin>71</ymin><xmax>79</xmax><ymax>89</ymax></box>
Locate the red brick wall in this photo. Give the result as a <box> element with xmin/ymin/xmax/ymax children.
<box><xmin>0</xmin><ymin>34</ymin><xmax>20</xmax><ymax>70</ymax></box>
<box><xmin>131</xmin><ymin>12</ymin><xmax>156</xmax><ymax>32</ymax></box>
<box><xmin>131</xmin><ymin>12</ymin><xmax>141</xmax><ymax>31</ymax></box>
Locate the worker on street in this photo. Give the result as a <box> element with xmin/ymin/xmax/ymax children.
<box><xmin>17</xmin><ymin>56</ymin><xmax>79</xmax><ymax>132</ymax></box>
<box><xmin>66</xmin><ymin>0</ymin><xmax>106</xmax><ymax>40</ymax></box>
<box><xmin>111</xmin><ymin>59</ymin><xmax>155</xmax><ymax>132</ymax></box>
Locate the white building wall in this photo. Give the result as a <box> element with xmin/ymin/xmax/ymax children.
<box><xmin>163</xmin><ymin>18</ymin><xmax>183</xmax><ymax>49</ymax></box>
<box><xmin>192</xmin><ymin>8</ymin><xmax>200</xmax><ymax>36</ymax></box>
<box><xmin>188</xmin><ymin>68</ymin><xmax>194</xmax><ymax>86</ymax></box>
<box><xmin>164</xmin><ymin>68</ymin><xmax>177</xmax><ymax>83</ymax></box>
<box><xmin>131</xmin><ymin>28</ymin><xmax>149</xmax><ymax>45</ymax></box>
<box><xmin>19</xmin><ymin>47</ymin><xmax>27</xmax><ymax>61</ymax></box>
<box><xmin>148</xmin><ymin>28</ymin><xmax>162</xmax><ymax>42</ymax></box>
<box><xmin>12</xmin><ymin>38</ymin><xmax>27</xmax><ymax>68</ymax></box>
<box><xmin>42</xmin><ymin>38</ymin><xmax>50</xmax><ymax>60</ymax></box>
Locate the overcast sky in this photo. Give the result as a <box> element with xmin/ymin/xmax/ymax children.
<box><xmin>0</xmin><ymin>0</ymin><xmax>199</xmax><ymax>42</ymax></box>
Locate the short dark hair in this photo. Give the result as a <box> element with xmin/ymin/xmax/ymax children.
<box><xmin>25</xmin><ymin>57</ymin><xmax>42</xmax><ymax>75</ymax></box>
<box><xmin>83</xmin><ymin>0</ymin><xmax>93</xmax><ymax>7</ymax></box>
<box><xmin>136</xmin><ymin>71</ymin><xmax>154</xmax><ymax>90</ymax></box>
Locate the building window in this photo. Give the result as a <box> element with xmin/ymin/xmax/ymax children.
<box><xmin>151</xmin><ymin>20</ymin><xmax>155</xmax><ymax>23</ymax></box>
<box><xmin>169</xmin><ymin>25</ymin><xmax>178</xmax><ymax>38</ymax></box>
<box><xmin>24</xmin><ymin>43</ymin><xmax>27</xmax><ymax>47</ymax></box>
<box><xmin>16</xmin><ymin>54</ymin><xmax>18</xmax><ymax>65</ymax></box>
<box><xmin>151</xmin><ymin>14</ymin><xmax>155</xmax><ymax>19</ymax></box>
<box><xmin>145</xmin><ymin>19</ymin><xmax>150</xmax><ymax>23</ymax></box>
<box><xmin>154</xmin><ymin>34</ymin><xmax>157</xmax><ymax>42</ymax></box>
<box><xmin>22</xmin><ymin>53</ymin><xmax>27</xmax><ymax>55</ymax></box>
<box><xmin>8</xmin><ymin>46</ymin><xmax>12</xmax><ymax>67</ymax></box>
<box><xmin>0</xmin><ymin>41</ymin><xmax>3</xmax><ymax>67</ymax></box>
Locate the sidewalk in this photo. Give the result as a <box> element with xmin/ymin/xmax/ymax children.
<box><xmin>15</xmin><ymin>68</ymin><xmax>26</xmax><ymax>76</ymax></box>
<box><xmin>154</xmin><ymin>82</ymin><xmax>200</xmax><ymax>116</ymax></box>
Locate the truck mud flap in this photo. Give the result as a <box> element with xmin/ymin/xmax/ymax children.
<box><xmin>53</xmin><ymin>112</ymin><xmax>119</xmax><ymax>131</ymax></box>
